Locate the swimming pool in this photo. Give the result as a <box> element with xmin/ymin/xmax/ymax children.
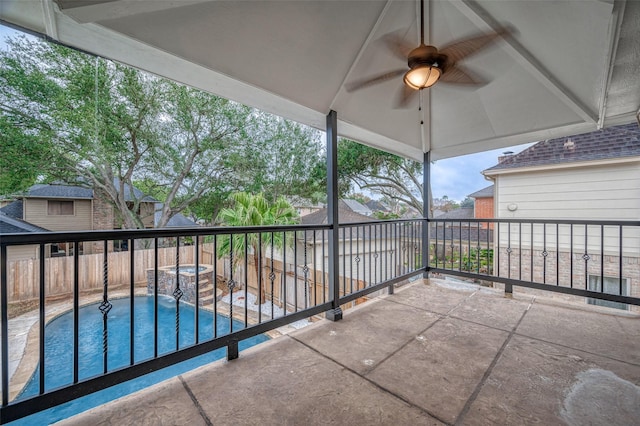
<box><xmin>12</xmin><ymin>296</ymin><xmax>269</xmax><ymax>425</ymax></box>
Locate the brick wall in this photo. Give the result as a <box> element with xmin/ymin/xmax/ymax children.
<box><xmin>497</xmin><ymin>247</ymin><xmax>639</xmax><ymax>311</ymax></box>
<box><xmin>91</xmin><ymin>194</ymin><xmax>115</xmax><ymax>253</ymax></box>
<box><xmin>474</xmin><ymin>197</ymin><xmax>494</xmax><ymax>229</ymax></box>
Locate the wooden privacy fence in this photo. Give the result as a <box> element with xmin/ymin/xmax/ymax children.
<box><xmin>7</xmin><ymin>242</ymin><xmax>376</xmax><ymax>308</ymax></box>
<box><xmin>5</xmin><ymin>245</ymin><xmax>201</xmax><ymax>302</ymax></box>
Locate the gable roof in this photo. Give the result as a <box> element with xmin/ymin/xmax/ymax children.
<box><xmin>26</xmin><ymin>184</ymin><xmax>93</xmax><ymax>199</ymax></box>
<box><xmin>484</xmin><ymin>122</ymin><xmax>640</xmax><ymax>172</ymax></box>
<box><xmin>0</xmin><ymin>212</ymin><xmax>50</xmax><ymax>234</ymax></box>
<box><xmin>16</xmin><ymin>181</ymin><xmax>158</xmax><ymax>202</ymax></box>
<box><xmin>302</xmin><ymin>207</ymin><xmax>376</xmax><ymax>225</ymax></box>
<box><xmin>433</xmin><ymin>207</ymin><xmax>474</xmax><ymax>221</ymax></box>
<box><xmin>154</xmin><ymin>204</ymin><xmax>198</xmax><ymax>228</ymax></box>
<box><xmin>365</xmin><ymin>200</ymin><xmax>389</xmax><ymax>212</ymax></box>
<box><xmin>340</xmin><ymin>199</ymin><xmax>372</xmax><ymax>216</ymax></box>
<box><xmin>0</xmin><ymin>200</ymin><xmax>24</xmax><ymax>219</ymax></box>
<box><xmin>468</xmin><ymin>185</ymin><xmax>494</xmax><ymax>199</ymax></box>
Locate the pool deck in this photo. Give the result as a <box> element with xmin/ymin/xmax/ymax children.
<box><xmin>54</xmin><ymin>278</ymin><xmax>640</xmax><ymax>425</ymax></box>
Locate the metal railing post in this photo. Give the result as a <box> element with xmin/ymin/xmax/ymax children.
<box><xmin>326</xmin><ymin>110</ymin><xmax>342</xmax><ymax>321</ymax></box>
<box><xmin>422</xmin><ymin>151</ymin><xmax>431</xmax><ymax>280</ymax></box>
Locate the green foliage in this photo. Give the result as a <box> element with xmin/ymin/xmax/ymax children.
<box><xmin>315</xmin><ymin>139</ymin><xmax>424</xmax><ymax>214</ymax></box>
<box><xmin>433</xmin><ymin>248</ymin><xmax>493</xmax><ymax>274</ymax></box>
<box><xmin>217</xmin><ymin>192</ymin><xmax>299</xmax><ymax>303</ymax></box>
<box><xmin>217</xmin><ymin>191</ymin><xmax>299</xmax><ymax>262</ymax></box>
<box><xmin>460</xmin><ymin>197</ymin><xmax>475</xmax><ymax>208</ymax></box>
<box><xmin>0</xmin><ymin>33</ymin><xmax>325</xmax><ymax>227</ymax></box>
<box><xmin>372</xmin><ymin>211</ymin><xmax>401</xmax><ymax>220</ymax></box>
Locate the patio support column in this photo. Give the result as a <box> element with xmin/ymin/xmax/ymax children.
<box><xmin>325</xmin><ymin>110</ymin><xmax>342</xmax><ymax>321</ymax></box>
<box><xmin>422</xmin><ymin>151</ymin><xmax>431</xmax><ymax>279</ymax></box>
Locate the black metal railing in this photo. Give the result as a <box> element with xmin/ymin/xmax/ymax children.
<box><xmin>430</xmin><ymin>218</ymin><xmax>640</xmax><ymax>308</ymax></box>
<box><xmin>3</xmin><ymin>217</ymin><xmax>638</xmax><ymax>422</ymax></box>
<box><xmin>337</xmin><ymin>219</ymin><xmax>424</xmax><ymax>305</ymax></box>
<box><xmin>0</xmin><ymin>221</ymin><xmax>421</xmax><ymax>423</ymax></box>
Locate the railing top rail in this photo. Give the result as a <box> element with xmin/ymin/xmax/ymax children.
<box><xmin>0</xmin><ymin>223</ymin><xmax>332</xmax><ymax>246</ymax></box>
<box><xmin>430</xmin><ymin>218</ymin><xmax>640</xmax><ymax>226</ymax></box>
<box><xmin>339</xmin><ymin>218</ymin><xmax>424</xmax><ymax>227</ymax></box>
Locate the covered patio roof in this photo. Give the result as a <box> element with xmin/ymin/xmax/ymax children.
<box><xmin>1</xmin><ymin>0</ymin><xmax>639</xmax><ymax>161</ymax></box>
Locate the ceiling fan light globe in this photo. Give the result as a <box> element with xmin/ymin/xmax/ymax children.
<box><xmin>403</xmin><ymin>65</ymin><xmax>442</xmax><ymax>90</ymax></box>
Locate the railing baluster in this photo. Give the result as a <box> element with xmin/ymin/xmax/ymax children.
<box><xmin>73</xmin><ymin>242</ymin><xmax>79</xmax><ymax>384</ymax></box>
<box><xmin>244</xmin><ymin>232</ymin><xmax>249</xmax><ymax>325</ymax></box>
<box><xmin>293</xmin><ymin>231</ymin><xmax>298</xmax><ymax>313</ymax></box>
<box><xmin>600</xmin><ymin>225</ymin><xmax>604</xmax><ymax>294</ymax></box>
<box><xmin>529</xmin><ymin>222</ymin><xmax>535</xmax><ymax>282</ymax></box>
<box><xmin>1</xmin><ymin>244</ymin><xmax>9</xmax><ymax>405</ymax></box>
<box><xmin>313</xmin><ymin>231</ymin><xmax>317</xmax><ymax>306</ymax></box>
<box><xmin>174</xmin><ymin>237</ymin><xmax>181</xmax><ymax>351</ymax></box>
<box><xmin>507</xmin><ymin>222</ymin><xmax>512</xmax><ymax>279</ymax></box>
<box><xmin>130</xmin><ymin>239</ymin><xmax>135</xmax><ymax>365</ymax></box>
<box><xmin>619</xmin><ymin>226</ymin><xmax>623</xmax><ymax>297</ymax></box>
<box><xmin>349</xmin><ymin>227</ymin><xmax>353</xmax><ymax>294</ymax></box>
<box><xmin>195</xmin><ymin>235</ymin><xmax>200</xmax><ymax>344</ymax></box>
<box><xmin>518</xmin><ymin>223</ymin><xmax>522</xmax><ymax>281</ymax></box>
<box><xmin>584</xmin><ymin>224</ymin><xmax>589</xmax><ymax>289</ymax></box>
<box><xmin>570</xmin><ymin>225</ymin><xmax>574</xmax><ymax>288</ymax></box>
<box><xmin>556</xmin><ymin>224</ymin><xmax>560</xmax><ymax>286</ymax></box>
<box><xmin>100</xmin><ymin>240</ymin><xmax>112</xmax><ymax>374</ymax></box>
<box><xmin>213</xmin><ymin>234</ymin><xmax>218</xmax><ymax>339</ymax></box>
<box><xmin>270</xmin><ymin>232</ymin><xmax>275</xmax><ymax>319</ymax></box>
<box><xmin>154</xmin><ymin>238</ymin><xmax>158</xmax><ymax>358</ymax></box>
<box><xmin>282</xmin><ymin>231</ymin><xmax>287</xmax><ymax>315</ymax></box>
<box><xmin>39</xmin><ymin>244</ymin><xmax>46</xmax><ymax>393</ymax></box>
<box><xmin>258</xmin><ymin>233</ymin><xmax>262</xmax><ymax>322</ymax></box>
<box><xmin>229</xmin><ymin>234</ymin><xmax>234</xmax><ymax>334</ymax></box>
<box><xmin>303</xmin><ymin>230</ymin><xmax>308</xmax><ymax>310</ymax></box>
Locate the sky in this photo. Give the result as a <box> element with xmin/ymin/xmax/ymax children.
<box><xmin>430</xmin><ymin>143</ymin><xmax>532</xmax><ymax>201</ymax></box>
<box><xmin>0</xmin><ymin>23</ymin><xmax>532</xmax><ymax>202</ymax></box>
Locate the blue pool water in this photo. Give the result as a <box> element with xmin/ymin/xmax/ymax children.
<box><xmin>11</xmin><ymin>296</ymin><xmax>269</xmax><ymax>425</ymax></box>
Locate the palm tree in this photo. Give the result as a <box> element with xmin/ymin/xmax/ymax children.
<box><xmin>217</xmin><ymin>192</ymin><xmax>299</xmax><ymax>304</ymax></box>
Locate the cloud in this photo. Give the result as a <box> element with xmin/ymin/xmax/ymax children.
<box><xmin>431</xmin><ymin>143</ymin><xmax>533</xmax><ymax>201</ymax></box>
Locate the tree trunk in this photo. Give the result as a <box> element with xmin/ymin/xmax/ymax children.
<box><xmin>253</xmin><ymin>251</ymin><xmax>265</xmax><ymax>305</ymax></box>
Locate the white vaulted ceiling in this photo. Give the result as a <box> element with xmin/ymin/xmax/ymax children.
<box><xmin>1</xmin><ymin>0</ymin><xmax>639</xmax><ymax>161</ymax></box>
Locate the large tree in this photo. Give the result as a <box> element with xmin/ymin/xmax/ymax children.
<box><xmin>335</xmin><ymin>139</ymin><xmax>425</xmax><ymax>214</ymax></box>
<box><xmin>0</xmin><ymin>34</ymin><xmax>252</xmax><ymax>228</ymax></box>
<box><xmin>217</xmin><ymin>192</ymin><xmax>299</xmax><ymax>304</ymax></box>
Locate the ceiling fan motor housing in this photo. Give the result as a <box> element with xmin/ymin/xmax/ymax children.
<box><xmin>407</xmin><ymin>44</ymin><xmax>447</xmax><ymax>70</ymax></box>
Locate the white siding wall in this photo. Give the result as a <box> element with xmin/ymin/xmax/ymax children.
<box><xmin>494</xmin><ymin>160</ymin><xmax>640</xmax><ymax>256</ymax></box>
<box><xmin>494</xmin><ymin>161</ymin><xmax>640</xmax><ymax>220</ymax></box>
<box><xmin>24</xmin><ymin>198</ymin><xmax>93</xmax><ymax>231</ymax></box>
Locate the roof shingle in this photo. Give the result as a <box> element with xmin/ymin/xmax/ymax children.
<box><xmin>485</xmin><ymin>123</ymin><xmax>640</xmax><ymax>172</ymax></box>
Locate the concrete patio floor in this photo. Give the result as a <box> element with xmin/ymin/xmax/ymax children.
<box><xmin>58</xmin><ymin>279</ymin><xmax>640</xmax><ymax>426</ymax></box>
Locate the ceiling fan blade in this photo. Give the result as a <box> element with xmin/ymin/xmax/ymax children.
<box><xmin>395</xmin><ymin>84</ymin><xmax>417</xmax><ymax>109</ymax></box>
<box><xmin>439</xmin><ymin>64</ymin><xmax>488</xmax><ymax>86</ymax></box>
<box><xmin>345</xmin><ymin>69</ymin><xmax>406</xmax><ymax>92</ymax></box>
<box><xmin>379</xmin><ymin>30</ymin><xmax>414</xmax><ymax>62</ymax></box>
<box><xmin>439</xmin><ymin>27</ymin><xmax>511</xmax><ymax>65</ymax></box>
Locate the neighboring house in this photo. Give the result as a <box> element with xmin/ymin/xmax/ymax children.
<box><xmin>483</xmin><ymin>122</ymin><xmax>640</xmax><ymax>309</ymax></box>
<box><xmin>0</xmin><ymin>182</ymin><xmax>194</xmax><ymax>258</ymax></box>
<box><xmin>153</xmin><ymin>203</ymin><xmax>198</xmax><ymax>228</ymax></box>
<box><xmin>468</xmin><ymin>185</ymin><xmax>494</xmax><ymax>229</ymax></box>
<box><xmin>365</xmin><ymin>199</ymin><xmax>390</xmax><ymax>215</ymax></box>
<box><xmin>433</xmin><ymin>206</ymin><xmax>474</xmax><ymax>223</ymax></box>
<box><xmin>340</xmin><ymin>199</ymin><xmax>372</xmax><ymax>217</ymax></box>
<box><xmin>0</xmin><ymin>211</ymin><xmax>49</xmax><ymax>261</ymax></box>
<box><xmin>287</xmin><ymin>196</ymin><xmax>324</xmax><ymax>217</ymax></box>
<box><xmin>298</xmin><ymin>206</ymin><xmax>414</xmax><ymax>304</ymax></box>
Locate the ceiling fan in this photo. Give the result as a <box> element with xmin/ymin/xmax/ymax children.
<box><xmin>345</xmin><ymin>0</ymin><xmax>511</xmax><ymax>107</ymax></box>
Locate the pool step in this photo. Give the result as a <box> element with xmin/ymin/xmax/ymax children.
<box><xmin>198</xmin><ymin>288</ymin><xmax>224</xmax><ymax>306</ymax></box>
<box><xmin>197</xmin><ymin>280</ymin><xmax>214</xmax><ymax>298</ymax></box>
